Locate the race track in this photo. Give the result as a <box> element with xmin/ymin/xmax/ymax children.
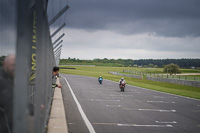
<box><xmin>60</xmin><ymin>74</ymin><xmax>200</xmax><ymax>133</ymax></box>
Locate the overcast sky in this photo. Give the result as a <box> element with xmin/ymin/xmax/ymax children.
<box><xmin>49</xmin><ymin>0</ymin><xmax>200</xmax><ymax>60</ymax></box>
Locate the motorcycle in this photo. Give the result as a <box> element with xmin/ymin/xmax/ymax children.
<box><xmin>120</xmin><ymin>81</ymin><xmax>125</xmax><ymax>92</ymax></box>
<box><xmin>98</xmin><ymin>77</ymin><xmax>103</xmax><ymax>84</ymax></box>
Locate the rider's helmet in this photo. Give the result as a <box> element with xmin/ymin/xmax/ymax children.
<box><xmin>121</xmin><ymin>77</ymin><xmax>124</xmax><ymax>80</ymax></box>
<box><xmin>100</xmin><ymin>76</ymin><xmax>102</xmax><ymax>77</ymax></box>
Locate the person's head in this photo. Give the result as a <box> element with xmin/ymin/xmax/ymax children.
<box><xmin>121</xmin><ymin>77</ymin><xmax>124</xmax><ymax>81</ymax></box>
<box><xmin>52</xmin><ymin>66</ymin><xmax>60</xmax><ymax>76</ymax></box>
<box><xmin>3</xmin><ymin>54</ymin><xmax>15</xmax><ymax>78</ymax></box>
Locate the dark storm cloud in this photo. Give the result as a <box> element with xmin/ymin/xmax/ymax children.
<box><xmin>0</xmin><ymin>0</ymin><xmax>17</xmax><ymax>56</ymax></box>
<box><xmin>0</xmin><ymin>0</ymin><xmax>16</xmax><ymax>27</ymax></box>
<box><xmin>62</xmin><ymin>0</ymin><xmax>200</xmax><ymax>37</ymax></box>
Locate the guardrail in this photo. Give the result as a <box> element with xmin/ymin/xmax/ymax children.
<box><xmin>108</xmin><ymin>71</ymin><xmax>142</xmax><ymax>79</ymax></box>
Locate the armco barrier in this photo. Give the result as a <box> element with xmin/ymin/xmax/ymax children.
<box><xmin>109</xmin><ymin>71</ymin><xmax>142</xmax><ymax>79</ymax></box>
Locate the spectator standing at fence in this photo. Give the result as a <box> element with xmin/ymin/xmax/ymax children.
<box><xmin>52</xmin><ymin>66</ymin><xmax>62</xmax><ymax>88</ymax></box>
<box><xmin>0</xmin><ymin>54</ymin><xmax>15</xmax><ymax>133</ymax></box>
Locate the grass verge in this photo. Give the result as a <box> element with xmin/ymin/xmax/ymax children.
<box><xmin>60</xmin><ymin>66</ymin><xmax>200</xmax><ymax>100</ymax></box>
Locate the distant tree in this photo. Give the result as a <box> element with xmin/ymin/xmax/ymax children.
<box><xmin>163</xmin><ymin>63</ymin><xmax>181</xmax><ymax>75</ymax></box>
<box><xmin>148</xmin><ymin>64</ymin><xmax>154</xmax><ymax>68</ymax></box>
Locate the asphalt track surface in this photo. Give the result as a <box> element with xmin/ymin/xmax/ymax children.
<box><xmin>60</xmin><ymin>74</ymin><xmax>200</xmax><ymax>133</ymax></box>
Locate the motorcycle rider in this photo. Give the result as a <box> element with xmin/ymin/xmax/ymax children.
<box><xmin>98</xmin><ymin>76</ymin><xmax>103</xmax><ymax>80</ymax></box>
<box><xmin>119</xmin><ymin>77</ymin><xmax>126</xmax><ymax>87</ymax></box>
<box><xmin>98</xmin><ymin>76</ymin><xmax>103</xmax><ymax>84</ymax></box>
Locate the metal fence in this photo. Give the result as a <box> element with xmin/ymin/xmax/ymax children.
<box><xmin>0</xmin><ymin>0</ymin><xmax>68</xmax><ymax>133</ymax></box>
<box><xmin>109</xmin><ymin>71</ymin><xmax>142</xmax><ymax>79</ymax></box>
<box><xmin>111</xmin><ymin>71</ymin><xmax>200</xmax><ymax>88</ymax></box>
<box><xmin>146</xmin><ymin>76</ymin><xmax>200</xmax><ymax>88</ymax></box>
<box><xmin>123</xmin><ymin>69</ymin><xmax>200</xmax><ymax>81</ymax></box>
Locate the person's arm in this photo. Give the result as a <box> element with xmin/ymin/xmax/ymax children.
<box><xmin>52</xmin><ymin>83</ymin><xmax>62</xmax><ymax>88</ymax></box>
<box><xmin>52</xmin><ymin>84</ymin><xmax>57</xmax><ymax>88</ymax></box>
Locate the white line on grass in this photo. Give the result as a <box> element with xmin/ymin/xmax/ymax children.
<box><xmin>63</xmin><ymin>77</ymin><xmax>96</xmax><ymax>133</ymax></box>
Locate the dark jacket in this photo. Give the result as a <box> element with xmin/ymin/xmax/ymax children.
<box><xmin>0</xmin><ymin>67</ymin><xmax>13</xmax><ymax>133</ymax></box>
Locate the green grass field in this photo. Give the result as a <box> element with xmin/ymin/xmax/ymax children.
<box><xmin>60</xmin><ymin>66</ymin><xmax>200</xmax><ymax>100</ymax></box>
<box><xmin>122</xmin><ymin>68</ymin><xmax>200</xmax><ymax>81</ymax></box>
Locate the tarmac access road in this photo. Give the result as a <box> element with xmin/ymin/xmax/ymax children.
<box><xmin>60</xmin><ymin>74</ymin><xmax>200</xmax><ymax>133</ymax></box>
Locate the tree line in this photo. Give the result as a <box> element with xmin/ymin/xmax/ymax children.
<box><xmin>60</xmin><ymin>58</ymin><xmax>200</xmax><ymax>68</ymax></box>
<box><xmin>1</xmin><ymin>55</ymin><xmax>199</xmax><ymax>68</ymax></box>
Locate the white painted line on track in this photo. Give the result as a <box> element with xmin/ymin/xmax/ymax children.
<box><xmin>155</xmin><ymin>121</ymin><xmax>177</xmax><ymax>124</ymax></box>
<box><xmin>106</xmin><ymin>105</ymin><xmax>121</xmax><ymax>107</ymax></box>
<box><xmin>111</xmin><ymin>97</ymin><xmax>124</xmax><ymax>100</ymax></box>
<box><xmin>138</xmin><ymin>109</ymin><xmax>176</xmax><ymax>112</ymax></box>
<box><xmin>93</xmin><ymin>123</ymin><xmax>173</xmax><ymax>127</ymax></box>
<box><xmin>147</xmin><ymin>101</ymin><xmax>175</xmax><ymax>103</ymax></box>
<box><xmin>79</xmin><ymin>99</ymin><xmax>121</xmax><ymax>101</ymax></box>
<box><xmin>63</xmin><ymin>77</ymin><xmax>96</xmax><ymax>133</ymax></box>
<box><xmin>117</xmin><ymin>124</ymin><xmax>173</xmax><ymax>127</ymax></box>
<box><xmin>154</xmin><ymin>96</ymin><xmax>178</xmax><ymax>99</ymax></box>
<box><xmin>90</xmin><ymin>99</ymin><xmax>120</xmax><ymax>102</ymax></box>
<box><xmin>122</xmin><ymin>108</ymin><xmax>176</xmax><ymax>112</ymax></box>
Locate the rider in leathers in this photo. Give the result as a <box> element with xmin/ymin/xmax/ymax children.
<box><xmin>119</xmin><ymin>77</ymin><xmax>126</xmax><ymax>88</ymax></box>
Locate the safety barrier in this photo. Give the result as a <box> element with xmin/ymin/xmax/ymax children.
<box><xmin>0</xmin><ymin>0</ymin><xmax>69</xmax><ymax>133</ymax></box>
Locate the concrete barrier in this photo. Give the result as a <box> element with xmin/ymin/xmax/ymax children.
<box><xmin>47</xmin><ymin>78</ymin><xmax>68</xmax><ymax>133</ymax></box>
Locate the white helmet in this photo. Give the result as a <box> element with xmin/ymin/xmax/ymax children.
<box><xmin>121</xmin><ymin>77</ymin><xmax>124</xmax><ymax>80</ymax></box>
